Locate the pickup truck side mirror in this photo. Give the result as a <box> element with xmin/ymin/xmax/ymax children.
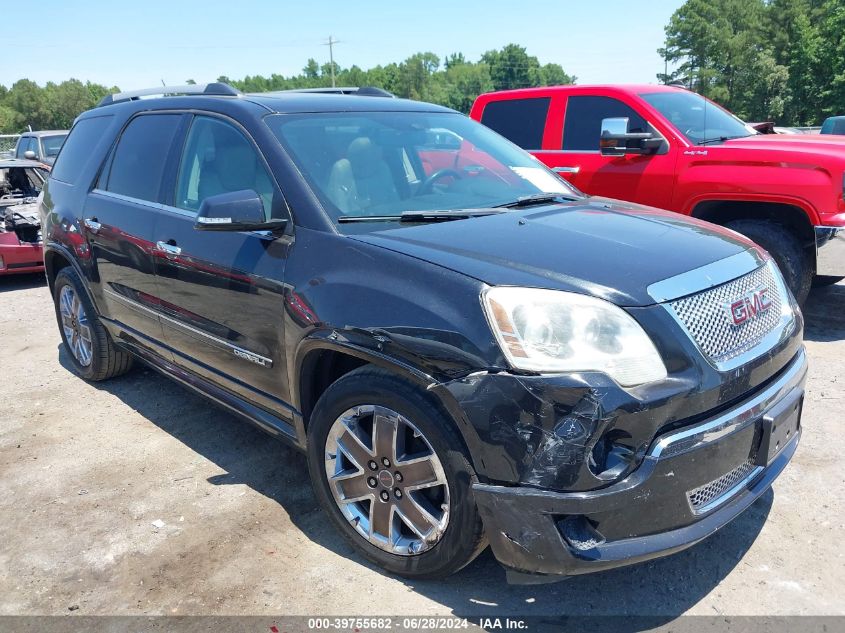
<box><xmin>194</xmin><ymin>189</ymin><xmax>287</xmax><ymax>233</ymax></box>
<box><xmin>24</xmin><ymin>150</ymin><xmax>37</xmax><ymax>160</ymax></box>
<box><xmin>600</xmin><ymin>117</ymin><xmax>664</xmax><ymax>156</ymax></box>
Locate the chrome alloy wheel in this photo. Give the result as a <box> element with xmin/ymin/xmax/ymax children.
<box><xmin>59</xmin><ymin>285</ymin><xmax>93</xmax><ymax>367</ymax></box>
<box><xmin>324</xmin><ymin>405</ymin><xmax>450</xmax><ymax>556</ymax></box>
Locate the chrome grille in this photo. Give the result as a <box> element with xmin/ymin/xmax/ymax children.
<box><xmin>669</xmin><ymin>261</ymin><xmax>788</xmax><ymax>368</ymax></box>
<box><xmin>686</xmin><ymin>458</ymin><xmax>760</xmax><ymax>514</ymax></box>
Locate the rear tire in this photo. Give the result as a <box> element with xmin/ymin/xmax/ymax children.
<box><xmin>52</xmin><ymin>267</ymin><xmax>134</xmax><ymax>381</ymax></box>
<box><xmin>306</xmin><ymin>366</ymin><xmax>486</xmax><ymax>579</ymax></box>
<box><xmin>726</xmin><ymin>220</ymin><xmax>812</xmax><ymax>304</ymax></box>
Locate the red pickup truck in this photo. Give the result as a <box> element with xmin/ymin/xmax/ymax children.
<box><xmin>470</xmin><ymin>84</ymin><xmax>845</xmax><ymax>302</ymax></box>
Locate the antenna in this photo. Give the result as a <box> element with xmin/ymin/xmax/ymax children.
<box><xmin>702</xmin><ymin>69</ymin><xmax>707</xmax><ymax>146</ymax></box>
<box><xmin>323</xmin><ymin>36</ymin><xmax>340</xmax><ymax>88</ymax></box>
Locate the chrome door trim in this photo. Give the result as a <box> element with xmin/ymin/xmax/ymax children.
<box><xmin>104</xmin><ymin>288</ymin><xmax>273</xmax><ymax>368</ymax></box>
<box><xmin>155</xmin><ymin>240</ymin><xmax>182</xmax><ymax>256</ymax></box>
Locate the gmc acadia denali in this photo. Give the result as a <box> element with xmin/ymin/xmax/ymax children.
<box><xmin>41</xmin><ymin>83</ymin><xmax>806</xmax><ymax>583</ymax></box>
<box><xmin>471</xmin><ymin>84</ymin><xmax>845</xmax><ymax>304</ymax></box>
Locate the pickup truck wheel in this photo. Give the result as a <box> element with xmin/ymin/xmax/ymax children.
<box><xmin>725</xmin><ymin>220</ymin><xmax>812</xmax><ymax>304</ymax></box>
<box><xmin>307</xmin><ymin>366</ymin><xmax>486</xmax><ymax>579</ymax></box>
<box><xmin>812</xmin><ymin>275</ymin><xmax>844</xmax><ymax>288</ymax></box>
<box><xmin>52</xmin><ymin>267</ymin><xmax>134</xmax><ymax>381</ymax></box>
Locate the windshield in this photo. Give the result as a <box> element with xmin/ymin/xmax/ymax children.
<box><xmin>41</xmin><ymin>134</ymin><xmax>67</xmax><ymax>157</ymax></box>
<box><xmin>265</xmin><ymin>111</ymin><xmax>580</xmax><ymax>231</ymax></box>
<box><xmin>640</xmin><ymin>91</ymin><xmax>754</xmax><ymax>145</ymax></box>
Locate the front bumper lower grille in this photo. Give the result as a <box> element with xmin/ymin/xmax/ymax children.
<box><xmin>686</xmin><ymin>457</ymin><xmax>762</xmax><ymax>515</ymax></box>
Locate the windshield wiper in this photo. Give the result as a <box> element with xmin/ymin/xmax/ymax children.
<box><xmin>493</xmin><ymin>193</ymin><xmax>581</xmax><ymax>208</ymax></box>
<box><xmin>337</xmin><ymin>209</ymin><xmax>507</xmax><ymax>224</ymax></box>
<box><xmin>697</xmin><ymin>134</ymin><xmax>753</xmax><ymax>146</ymax></box>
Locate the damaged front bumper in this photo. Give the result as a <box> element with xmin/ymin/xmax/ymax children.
<box><xmin>471</xmin><ymin>347</ymin><xmax>807</xmax><ymax>582</ymax></box>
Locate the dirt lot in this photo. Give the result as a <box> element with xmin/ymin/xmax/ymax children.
<box><xmin>1</xmin><ymin>274</ymin><xmax>843</xmax><ymax>619</ymax></box>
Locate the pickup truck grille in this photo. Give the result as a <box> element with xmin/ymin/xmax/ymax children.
<box><xmin>668</xmin><ymin>261</ymin><xmax>790</xmax><ymax>369</ymax></box>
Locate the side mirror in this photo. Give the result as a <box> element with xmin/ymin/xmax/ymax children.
<box><xmin>600</xmin><ymin>117</ymin><xmax>663</xmax><ymax>156</ymax></box>
<box><xmin>194</xmin><ymin>189</ymin><xmax>286</xmax><ymax>233</ymax></box>
<box><xmin>24</xmin><ymin>150</ymin><xmax>37</xmax><ymax>160</ymax></box>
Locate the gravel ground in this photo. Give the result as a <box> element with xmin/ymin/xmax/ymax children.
<box><xmin>1</xmin><ymin>273</ymin><xmax>843</xmax><ymax>619</ymax></box>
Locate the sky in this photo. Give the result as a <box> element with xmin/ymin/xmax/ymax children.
<box><xmin>4</xmin><ymin>0</ymin><xmax>684</xmax><ymax>89</ymax></box>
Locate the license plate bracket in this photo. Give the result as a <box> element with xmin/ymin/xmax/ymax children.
<box><xmin>756</xmin><ymin>388</ymin><xmax>803</xmax><ymax>467</ymax></box>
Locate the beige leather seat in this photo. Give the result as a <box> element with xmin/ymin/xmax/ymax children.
<box><xmin>327</xmin><ymin>137</ymin><xmax>400</xmax><ymax>214</ymax></box>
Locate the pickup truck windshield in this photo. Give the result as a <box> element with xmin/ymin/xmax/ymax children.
<box><xmin>641</xmin><ymin>91</ymin><xmax>754</xmax><ymax>145</ymax></box>
<box><xmin>266</xmin><ymin>111</ymin><xmax>580</xmax><ymax>232</ymax></box>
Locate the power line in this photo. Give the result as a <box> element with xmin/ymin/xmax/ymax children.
<box><xmin>323</xmin><ymin>36</ymin><xmax>340</xmax><ymax>87</ymax></box>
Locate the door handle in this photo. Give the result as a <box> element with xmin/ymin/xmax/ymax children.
<box><xmin>83</xmin><ymin>218</ymin><xmax>101</xmax><ymax>233</ymax></box>
<box><xmin>553</xmin><ymin>166</ymin><xmax>580</xmax><ymax>174</ymax></box>
<box><xmin>155</xmin><ymin>240</ymin><xmax>182</xmax><ymax>256</ymax></box>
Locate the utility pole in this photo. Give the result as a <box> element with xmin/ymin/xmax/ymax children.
<box><xmin>324</xmin><ymin>36</ymin><xmax>340</xmax><ymax>87</ymax></box>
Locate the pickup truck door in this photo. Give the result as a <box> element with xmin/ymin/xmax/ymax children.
<box><xmin>151</xmin><ymin>114</ymin><xmax>296</xmax><ymax>428</ymax></box>
<box><xmin>536</xmin><ymin>95</ymin><xmax>678</xmax><ymax>211</ymax></box>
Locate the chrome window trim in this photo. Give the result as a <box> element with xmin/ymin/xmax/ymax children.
<box><xmin>104</xmin><ymin>288</ymin><xmax>273</xmax><ymax>367</ymax></box>
<box><xmin>647</xmin><ymin>248</ymin><xmax>767</xmax><ymax>303</ymax></box>
<box><xmin>90</xmin><ymin>188</ymin><xmax>196</xmax><ymax>218</ymax></box>
<box><xmin>648</xmin><ymin>348</ymin><xmax>805</xmax><ymax>461</ymax></box>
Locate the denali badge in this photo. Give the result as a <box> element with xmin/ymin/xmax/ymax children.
<box><xmin>232</xmin><ymin>347</ymin><xmax>272</xmax><ymax>367</ymax></box>
<box><xmin>726</xmin><ymin>287</ymin><xmax>772</xmax><ymax>326</ymax></box>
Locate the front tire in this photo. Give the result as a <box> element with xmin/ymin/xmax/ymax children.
<box><xmin>52</xmin><ymin>267</ymin><xmax>134</xmax><ymax>381</ymax></box>
<box><xmin>726</xmin><ymin>219</ymin><xmax>812</xmax><ymax>304</ymax></box>
<box><xmin>307</xmin><ymin>366</ymin><xmax>486</xmax><ymax>579</ymax></box>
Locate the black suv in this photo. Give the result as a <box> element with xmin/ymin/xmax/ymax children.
<box><xmin>41</xmin><ymin>83</ymin><xmax>806</xmax><ymax>583</ymax></box>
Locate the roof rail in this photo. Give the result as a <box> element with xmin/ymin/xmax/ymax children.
<box><xmin>98</xmin><ymin>82</ymin><xmax>241</xmax><ymax>107</ymax></box>
<box><xmin>278</xmin><ymin>86</ymin><xmax>396</xmax><ymax>98</ymax></box>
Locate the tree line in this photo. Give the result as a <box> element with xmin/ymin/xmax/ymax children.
<box><xmin>221</xmin><ymin>43</ymin><xmax>573</xmax><ymax>114</ymax></box>
<box><xmin>0</xmin><ymin>44</ymin><xmax>572</xmax><ymax>134</ymax></box>
<box><xmin>0</xmin><ymin>79</ymin><xmax>118</xmax><ymax>134</ymax></box>
<box><xmin>659</xmin><ymin>0</ymin><xmax>845</xmax><ymax>125</ymax></box>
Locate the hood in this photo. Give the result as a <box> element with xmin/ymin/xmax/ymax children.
<box><xmin>352</xmin><ymin>198</ymin><xmax>753</xmax><ymax>307</ymax></box>
<box><xmin>724</xmin><ymin>133</ymin><xmax>845</xmax><ymax>161</ymax></box>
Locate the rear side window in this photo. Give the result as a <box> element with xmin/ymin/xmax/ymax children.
<box><xmin>480</xmin><ymin>98</ymin><xmax>550</xmax><ymax>149</ymax></box>
<box><xmin>52</xmin><ymin>116</ymin><xmax>113</xmax><ymax>184</ymax></box>
<box><xmin>104</xmin><ymin>114</ymin><xmax>182</xmax><ymax>202</ymax></box>
<box><xmin>562</xmin><ymin>96</ymin><xmax>648</xmax><ymax>151</ymax></box>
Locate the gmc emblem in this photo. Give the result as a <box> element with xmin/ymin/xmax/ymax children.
<box><xmin>726</xmin><ymin>287</ymin><xmax>773</xmax><ymax>326</ymax></box>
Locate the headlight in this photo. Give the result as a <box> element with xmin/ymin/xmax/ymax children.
<box><xmin>483</xmin><ymin>287</ymin><xmax>667</xmax><ymax>386</ymax></box>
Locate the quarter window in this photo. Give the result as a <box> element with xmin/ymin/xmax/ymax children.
<box><xmin>480</xmin><ymin>98</ymin><xmax>550</xmax><ymax>150</ymax></box>
<box><xmin>175</xmin><ymin>116</ymin><xmax>274</xmax><ymax>220</ymax></box>
<box><xmin>104</xmin><ymin>114</ymin><xmax>182</xmax><ymax>202</ymax></box>
<box><xmin>562</xmin><ymin>96</ymin><xmax>648</xmax><ymax>151</ymax></box>
<box><xmin>51</xmin><ymin>116</ymin><xmax>113</xmax><ymax>184</ymax></box>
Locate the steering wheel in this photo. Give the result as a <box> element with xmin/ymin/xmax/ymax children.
<box><xmin>417</xmin><ymin>168</ymin><xmax>463</xmax><ymax>195</ymax></box>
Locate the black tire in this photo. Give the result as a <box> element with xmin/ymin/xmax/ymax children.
<box><xmin>307</xmin><ymin>366</ymin><xmax>486</xmax><ymax>579</ymax></box>
<box><xmin>726</xmin><ymin>219</ymin><xmax>812</xmax><ymax>304</ymax></box>
<box><xmin>812</xmin><ymin>275</ymin><xmax>844</xmax><ymax>288</ymax></box>
<box><xmin>52</xmin><ymin>266</ymin><xmax>134</xmax><ymax>381</ymax></box>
